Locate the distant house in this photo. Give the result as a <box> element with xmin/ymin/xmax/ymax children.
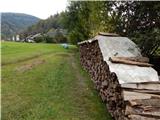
<box><xmin>25</xmin><ymin>33</ymin><xmax>42</xmax><ymax>42</ymax></box>
<box><xmin>10</xmin><ymin>35</ymin><xmax>20</xmax><ymax>41</ymax></box>
<box><xmin>12</xmin><ymin>36</ymin><xmax>15</xmax><ymax>41</ymax></box>
<box><xmin>16</xmin><ymin>35</ymin><xmax>20</xmax><ymax>41</ymax></box>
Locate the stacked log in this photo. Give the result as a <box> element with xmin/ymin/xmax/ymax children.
<box><xmin>78</xmin><ymin>39</ymin><xmax>160</xmax><ymax>120</ymax></box>
<box><xmin>122</xmin><ymin>82</ymin><xmax>160</xmax><ymax>120</ymax></box>
<box><xmin>79</xmin><ymin>40</ymin><xmax>126</xmax><ymax>120</ymax></box>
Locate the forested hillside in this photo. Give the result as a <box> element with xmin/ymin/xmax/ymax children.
<box><xmin>21</xmin><ymin>13</ymin><xmax>65</xmax><ymax>35</ymax></box>
<box><xmin>1</xmin><ymin>12</ymin><xmax>40</xmax><ymax>39</ymax></box>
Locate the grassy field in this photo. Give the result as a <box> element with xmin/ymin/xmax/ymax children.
<box><xmin>2</xmin><ymin>42</ymin><xmax>112</xmax><ymax>120</ymax></box>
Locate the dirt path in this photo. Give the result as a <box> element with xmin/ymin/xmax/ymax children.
<box><xmin>70</xmin><ymin>54</ymin><xmax>86</xmax><ymax>88</ymax></box>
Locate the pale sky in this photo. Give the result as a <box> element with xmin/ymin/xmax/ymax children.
<box><xmin>0</xmin><ymin>0</ymin><xmax>68</xmax><ymax>19</ymax></box>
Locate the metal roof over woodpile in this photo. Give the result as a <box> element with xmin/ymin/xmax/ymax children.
<box><xmin>96</xmin><ymin>35</ymin><xmax>159</xmax><ymax>84</ymax></box>
<box><xmin>79</xmin><ymin>33</ymin><xmax>159</xmax><ymax>84</ymax></box>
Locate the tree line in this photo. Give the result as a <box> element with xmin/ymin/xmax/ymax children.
<box><xmin>22</xmin><ymin>1</ymin><xmax>160</xmax><ymax>56</ymax></box>
<box><xmin>64</xmin><ymin>1</ymin><xmax>160</xmax><ymax>56</ymax></box>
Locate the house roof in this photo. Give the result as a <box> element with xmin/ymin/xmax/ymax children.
<box><xmin>26</xmin><ymin>33</ymin><xmax>42</xmax><ymax>39</ymax></box>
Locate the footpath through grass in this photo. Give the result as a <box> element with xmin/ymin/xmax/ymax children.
<box><xmin>2</xmin><ymin>42</ymin><xmax>112</xmax><ymax>120</ymax></box>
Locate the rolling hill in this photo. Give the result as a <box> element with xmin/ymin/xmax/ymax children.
<box><xmin>1</xmin><ymin>12</ymin><xmax>40</xmax><ymax>40</ymax></box>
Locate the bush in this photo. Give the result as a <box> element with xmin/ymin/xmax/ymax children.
<box><xmin>54</xmin><ymin>30</ymin><xmax>67</xmax><ymax>43</ymax></box>
<box><xmin>45</xmin><ymin>36</ymin><xmax>55</xmax><ymax>43</ymax></box>
<box><xmin>34</xmin><ymin>36</ymin><xmax>44</xmax><ymax>43</ymax></box>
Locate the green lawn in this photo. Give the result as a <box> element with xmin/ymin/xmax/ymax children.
<box><xmin>1</xmin><ymin>41</ymin><xmax>112</xmax><ymax>120</ymax></box>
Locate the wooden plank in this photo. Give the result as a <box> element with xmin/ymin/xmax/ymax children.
<box><xmin>128</xmin><ymin>114</ymin><xmax>159</xmax><ymax>120</ymax></box>
<box><xmin>121</xmin><ymin>82</ymin><xmax>160</xmax><ymax>91</ymax></box>
<box><xmin>109</xmin><ymin>57</ymin><xmax>153</xmax><ymax>67</ymax></box>
<box><xmin>125</xmin><ymin>105</ymin><xmax>160</xmax><ymax>116</ymax></box>
<box><xmin>129</xmin><ymin>98</ymin><xmax>160</xmax><ymax>107</ymax></box>
<box><xmin>123</xmin><ymin>90</ymin><xmax>160</xmax><ymax>101</ymax></box>
<box><xmin>98</xmin><ymin>32</ymin><xmax>119</xmax><ymax>37</ymax></box>
<box><xmin>112</xmin><ymin>56</ymin><xmax>149</xmax><ymax>63</ymax></box>
<box><xmin>123</xmin><ymin>88</ymin><xmax>160</xmax><ymax>95</ymax></box>
<box><xmin>78</xmin><ymin>38</ymin><xmax>97</xmax><ymax>45</ymax></box>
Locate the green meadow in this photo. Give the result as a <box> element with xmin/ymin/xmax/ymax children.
<box><xmin>1</xmin><ymin>42</ymin><xmax>112</xmax><ymax>120</ymax></box>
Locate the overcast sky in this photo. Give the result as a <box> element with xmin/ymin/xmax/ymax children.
<box><xmin>0</xmin><ymin>0</ymin><xmax>68</xmax><ymax>19</ymax></box>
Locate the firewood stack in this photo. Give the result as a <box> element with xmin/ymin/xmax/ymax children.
<box><xmin>79</xmin><ymin>40</ymin><xmax>126</xmax><ymax>120</ymax></box>
<box><xmin>78</xmin><ymin>33</ymin><xmax>160</xmax><ymax>120</ymax></box>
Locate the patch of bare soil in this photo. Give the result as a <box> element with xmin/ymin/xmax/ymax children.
<box><xmin>15</xmin><ymin>59</ymin><xmax>45</xmax><ymax>72</ymax></box>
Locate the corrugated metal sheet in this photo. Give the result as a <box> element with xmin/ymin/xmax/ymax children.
<box><xmin>96</xmin><ymin>35</ymin><xmax>159</xmax><ymax>84</ymax></box>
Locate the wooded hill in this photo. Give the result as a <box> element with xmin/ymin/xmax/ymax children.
<box><xmin>1</xmin><ymin>12</ymin><xmax>40</xmax><ymax>39</ymax></box>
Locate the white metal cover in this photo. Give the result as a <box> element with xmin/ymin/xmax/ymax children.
<box><xmin>96</xmin><ymin>35</ymin><xmax>159</xmax><ymax>84</ymax></box>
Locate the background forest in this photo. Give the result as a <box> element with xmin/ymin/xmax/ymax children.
<box><xmin>21</xmin><ymin>1</ymin><xmax>160</xmax><ymax>57</ymax></box>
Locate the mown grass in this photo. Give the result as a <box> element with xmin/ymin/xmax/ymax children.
<box><xmin>1</xmin><ymin>42</ymin><xmax>75</xmax><ymax>65</ymax></box>
<box><xmin>1</xmin><ymin>41</ymin><xmax>112</xmax><ymax>120</ymax></box>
